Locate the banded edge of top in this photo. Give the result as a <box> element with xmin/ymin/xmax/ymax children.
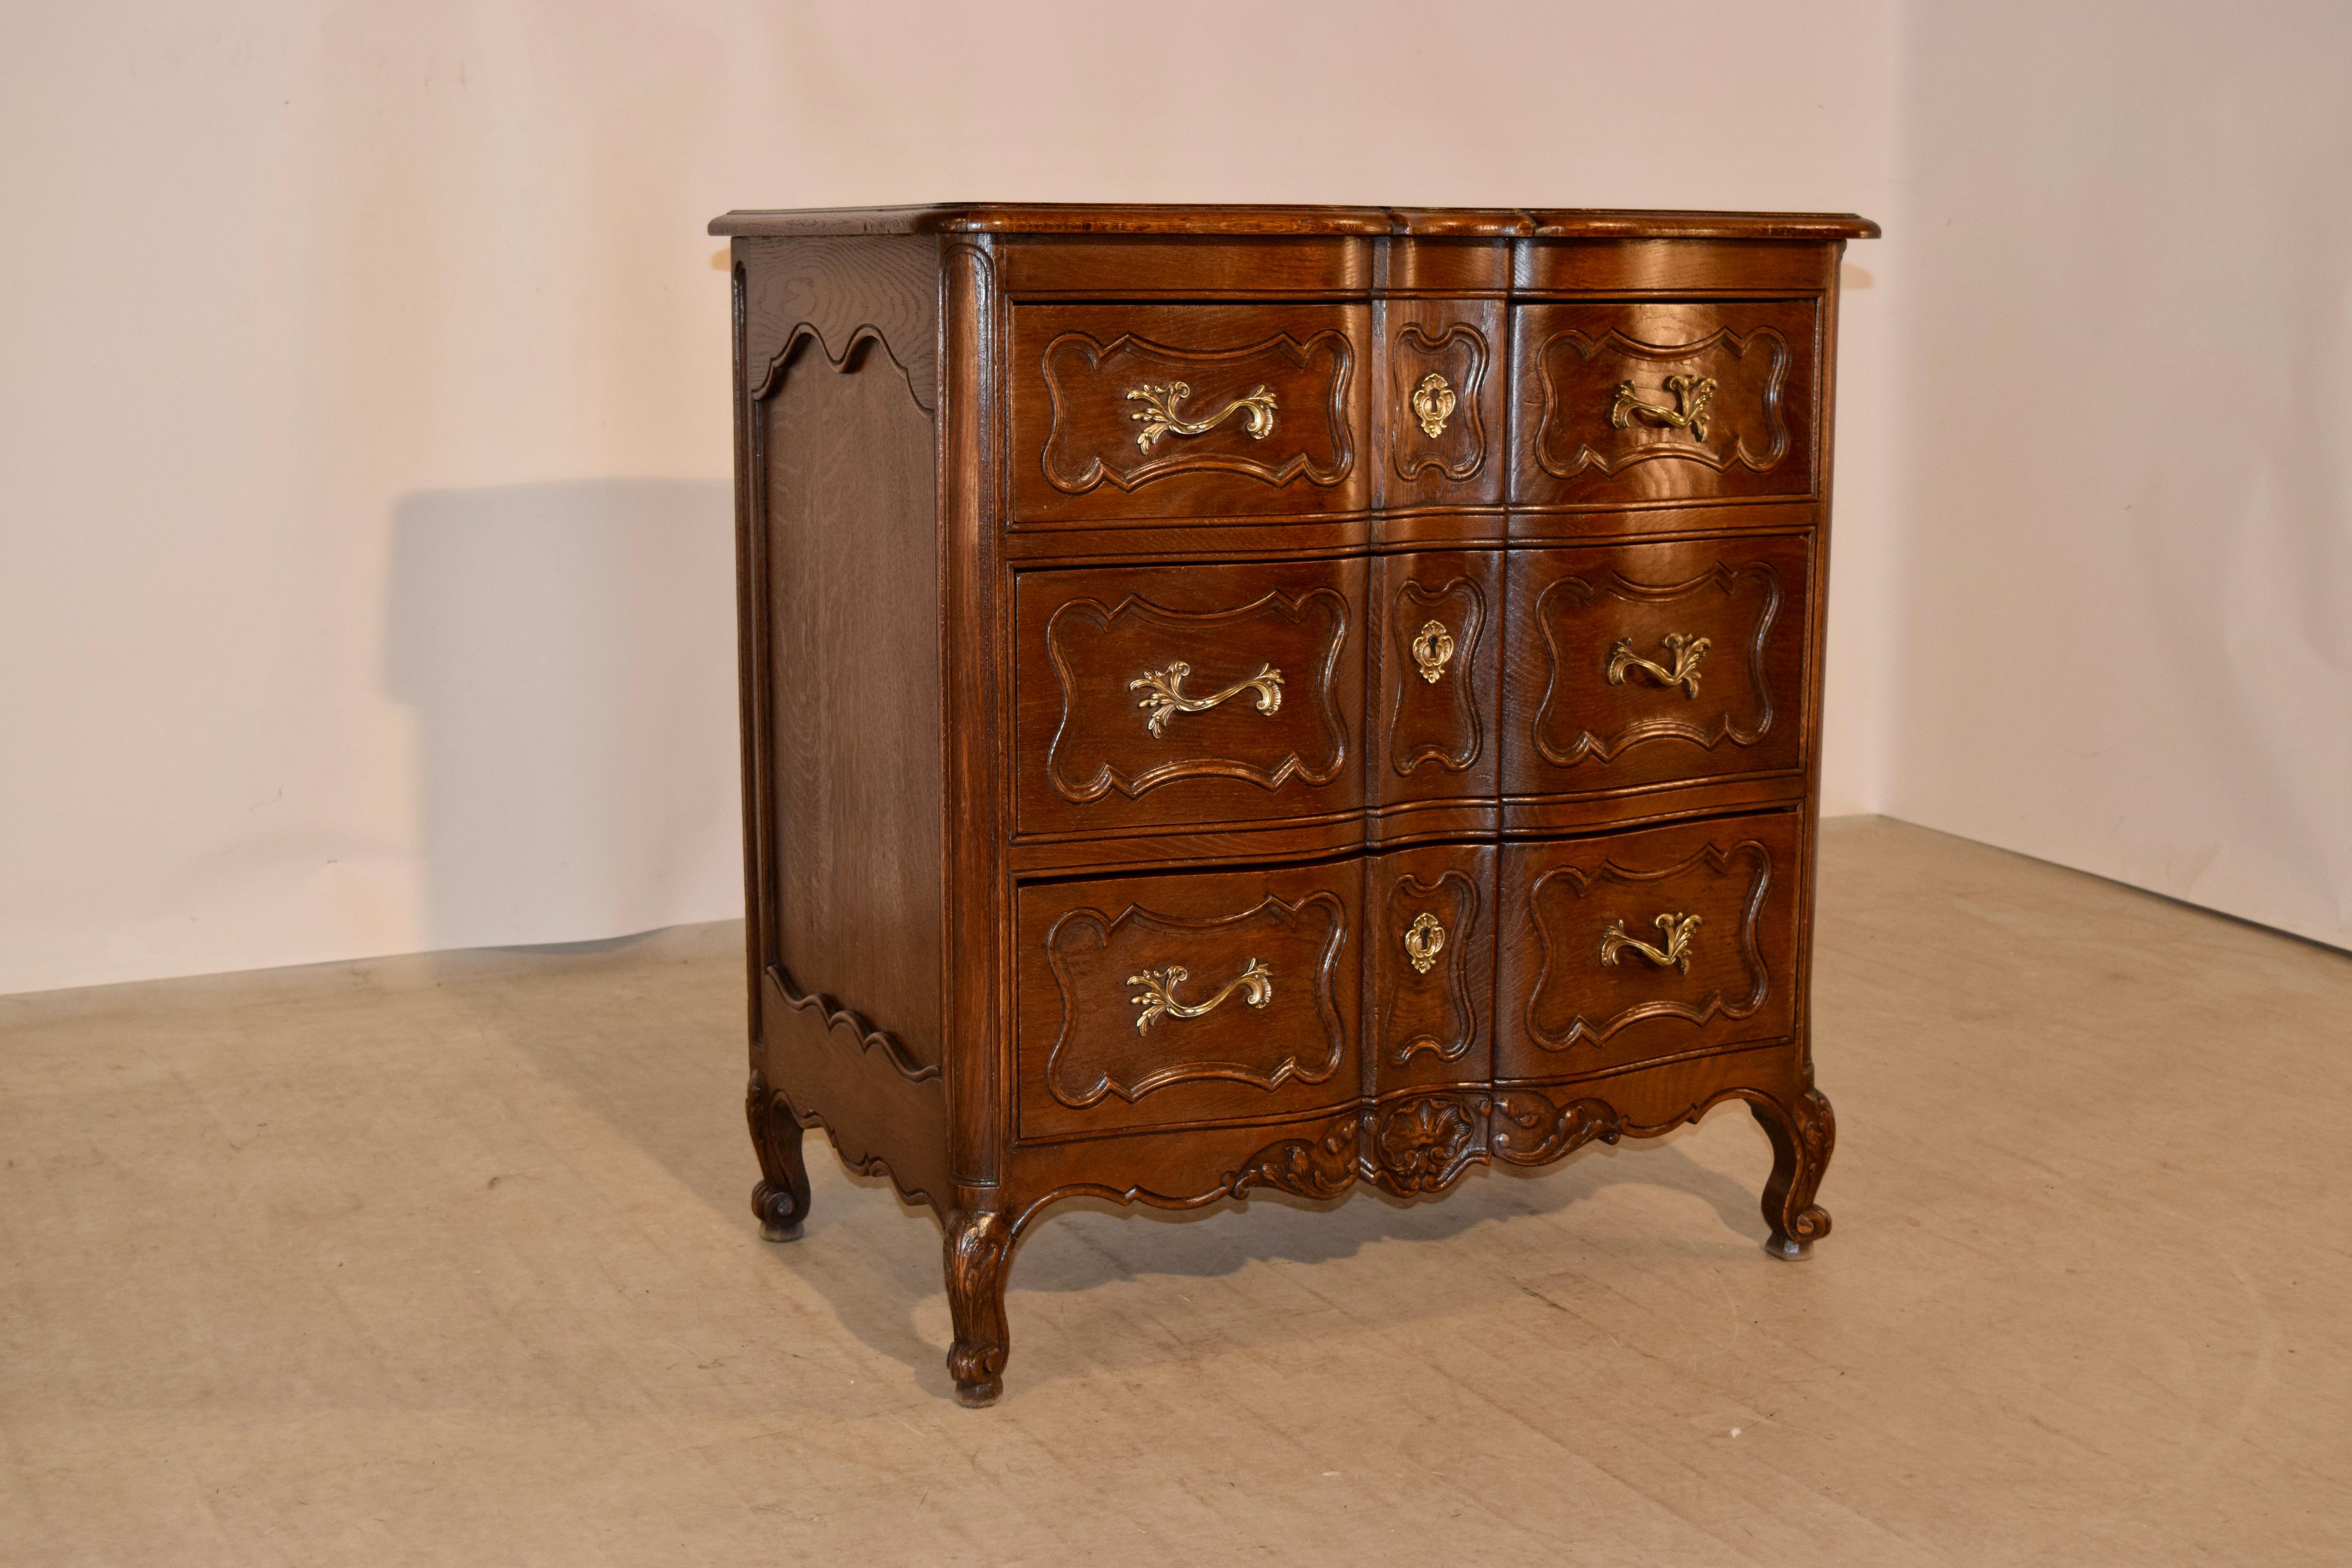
<box><xmin>707</xmin><ymin>203</ymin><xmax>1881</xmax><ymax>242</ymax></box>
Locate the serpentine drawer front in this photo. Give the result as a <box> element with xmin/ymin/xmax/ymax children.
<box><xmin>715</xmin><ymin>202</ymin><xmax>1875</xmax><ymax>1406</ymax></box>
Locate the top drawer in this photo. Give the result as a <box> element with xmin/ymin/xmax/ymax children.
<box><xmin>1009</xmin><ymin>303</ymin><xmax>1372</xmax><ymax>526</ymax></box>
<box><xmin>1510</xmin><ymin>299</ymin><xmax>1819</xmax><ymax>508</ymax></box>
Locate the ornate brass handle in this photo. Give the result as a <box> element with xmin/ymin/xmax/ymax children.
<box><xmin>1410</xmin><ymin>372</ymin><xmax>1456</xmax><ymax>439</ymax></box>
<box><xmin>1403</xmin><ymin>912</ymin><xmax>1446</xmax><ymax>975</ymax></box>
<box><xmin>1127</xmin><ymin>381</ymin><xmax>1279</xmax><ymax>452</ymax></box>
<box><xmin>1600</xmin><ymin>913</ymin><xmax>1700</xmax><ymax>975</ymax></box>
<box><xmin>1127</xmin><ymin>958</ymin><xmax>1274</xmax><ymax>1033</ymax></box>
<box><xmin>1610</xmin><ymin>373</ymin><xmax>1717</xmax><ymax>439</ymax></box>
<box><xmin>1128</xmin><ymin>661</ymin><xmax>1285</xmax><ymax>739</ymax></box>
<box><xmin>1607</xmin><ymin>633</ymin><xmax>1709</xmax><ymax>699</ymax></box>
<box><xmin>1410</xmin><ymin>620</ymin><xmax>1455</xmax><ymax>684</ymax></box>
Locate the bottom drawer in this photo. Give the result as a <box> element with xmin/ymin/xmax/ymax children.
<box><xmin>1014</xmin><ymin>861</ymin><xmax>1363</xmax><ymax>1143</ymax></box>
<box><xmin>1496</xmin><ymin>810</ymin><xmax>1803</xmax><ymax>1080</ymax></box>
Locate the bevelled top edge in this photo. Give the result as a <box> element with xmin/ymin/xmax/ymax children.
<box><xmin>707</xmin><ymin>204</ymin><xmax>1881</xmax><ymax>240</ymax></box>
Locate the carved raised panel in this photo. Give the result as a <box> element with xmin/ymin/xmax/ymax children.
<box><xmin>1043</xmin><ymin>588</ymin><xmax>1352</xmax><ymax>802</ymax></box>
<box><xmin>1388</xmin><ymin>576</ymin><xmax>1485</xmax><ymax>776</ymax></box>
<box><xmin>1390</xmin><ymin>321</ymin><xmax>1489</xmax><ymax>482</ymax></box>
<box><xmin>1532</xmin><ymin>560</ymin><xmax>1781</xmax><ymax>767</ymax></box>
<box><xmin>1375</xmin><ymin>869</ymin><xmax>1480</xmax><ymax>1068</ymax></box>
<box><xmin>1011</xmin><ymin>303</ymin><xmax>1367</xmax><ymax>522</ymax></box>
<box><xmin>1538</xmin><ymin>326</ymin><xmax>1789</xmax><ymax>478</ymax></box>
<box><xmin>1040</xmin><ymin>892</ymin><xmax>1350</xmax><ymax>1108</ymax></box>
<box><xmin>738</xmin><ymin>235</ymin><xmax>939</xmax><ymax>408</ymax></box>
<box><xmin>1372</xmin><ymin>1093</ymin><xmax>1487</xmax><ymax>1194</ymax></box>
<box><xmin>1504</xmin><ymin>535</ymin><xmax>1811</xmax><ymax>802</ymax></box>
<box><xmin>1512</xmin><ymin>300</ymin><xmax>1818</xmax><ymax>506</ymax></box>
<box><xmin>1522</xmin><ymin>838</ymin><xmax>1774</xmax><ymax>1052</ymax></box>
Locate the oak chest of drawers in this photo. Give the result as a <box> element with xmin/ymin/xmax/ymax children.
<box><xmin>711</xmin><ymin>203</ymin><xmax>1878</xmax><ymax>1405</ymax></box>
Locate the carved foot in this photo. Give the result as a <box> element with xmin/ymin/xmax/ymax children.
<box><xmin>944</xmin><ymin>1209</ymin><xmax>1011</xmax><ymax>1406</ymax></box>
<box><xmin>1750</xmin><ymin>1086</ymin><xmax>1835</xmax><ymax>1259</ymax></box>
<box><xmin>746</xmin><ymin>1069</ymin><xmax>812</xmax><ymax>1243</ymax></box>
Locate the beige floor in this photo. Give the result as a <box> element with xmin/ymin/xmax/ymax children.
<box><xmin>2</xmin><ymin>818</ymin><xmax>2347</xmax><ymax>1566</ymax></box>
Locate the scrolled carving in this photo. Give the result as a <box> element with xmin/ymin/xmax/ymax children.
<box><xmin>1227</xmin><ymin>1115</ymin><xmax>1362</xmax><ymax>1201</ymax></box>
<box><xmin>1487</xmin><ymin>1090</ymin><xmax>1625</xmax><ymax>1166</ymax></box>
<box><xmin>1748</xmin><ymin>1086</ymin><xmax>1836</xmax><ymax>1259</ymax></box>
<box><xmin>1373</xmin><ymin>1094</ymin><xmax>1484</xmax><ymax>1194</ymax></box>
<box><xmin>745</xmin><ymin>1067</ymin><xmax>813</xmax><ymax>1242</ymax></box>
<box><xmin>944</xmin><ymin>1209</ymin><xmax>1012</xmax><ymax>1406</ymax></box>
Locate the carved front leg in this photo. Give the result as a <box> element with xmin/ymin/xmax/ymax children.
<box><xmin>1750</xmin><ymin>1086</ymin><xmax>1835</xmax><ymax>1259</ymax></box>
<box><xmin>746</xmin><ymin>1068</ymin><xmax>813</xmax><ymax>1243</ymax></box>
<box><xmin>944</xmin><ymin>1209</ymin><xmax>1012</xmax><ymax>1407</ymax></box>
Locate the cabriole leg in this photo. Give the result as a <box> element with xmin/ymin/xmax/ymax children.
<box><xmin>944</xmin><ymin>1209</ymin><xmax>1011</xmax><ymax>1407</ymax></box>
<box><xmin>746</xmin><ymin>1069</ymin><xmax>813</xmax><ymax>1243</ymax></box>
<box><xmin>1750</xmin><ymin>1086</ymin><xmax>1836</xmax><ymax>1260</ymax></box>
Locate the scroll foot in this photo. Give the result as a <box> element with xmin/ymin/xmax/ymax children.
<box><xmin>944</xmin><ymin>1209</ymin><xmax>1012</xmax><ymax>1406</ymax></box>
<box><xmin>1750</xmin><ymin>1086</ymin><xmax>1835</xmax><ymax>1260</ymax></box>
<box><xmin>746</xmin><ymin>1068</ymin><xmax>812</xmax><ymax>1243</ymax></box>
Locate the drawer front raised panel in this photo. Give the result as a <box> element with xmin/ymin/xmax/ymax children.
<box><xmin>1504</xmin><ymin>534</ymin><xmax>1811</xmax><ymax>800</ymax></box>
<box><xmin>1512</xmin><ymin>299</ymin><xmax>1818</xmax><ymax>508</ymax></box>
<box><xmin>1371</xmin><ymin>549</ymin><xmax>1502</xmax><ymax>811</ymax></box>
<box><xmin>1011</xmin><ymin>303</ymin><xmax>1371</xmax><ymax>524</ymax></box>
<box><xmin>1016</xmin><ymin>862</ymin><xmax>1363</xmax><ymax>1142</ymax></box>
<box><xmin>1016</xmin><ymin>559</ymin><xmax>1367</xmax><ymax>838</ymax></box>
<box><xmin>1368</xmin><ymin>844</ymin><xmax>1496</xmax><ymax>1093</ymax></box>
<box><xmin>1497</xmin><ymin>812</ymin><xmax>1802</xmax><ymax>1081</ymax></box>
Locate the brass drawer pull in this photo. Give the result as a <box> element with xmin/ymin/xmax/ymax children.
<box><xmin>1410</xmin><ymin>620</ymin><xmax>1455</xmax><ymax>684</ymax></box>
<box><xmin>1600</xmin><ymin>912</ymin><xmax>1700</xmax><ymax>975</ymax></box>
<box><xmin>1606</xmin><ymin>632</ymin><xmax>1709</xmax><ymax>699</ymax></box>
<box><xmin>1128</xmin><ymin>661</ymin><xmax>1285</xmax><ymax>738</ymax></box>
<box><xmin>1410</xmin><ymin>372</ymin><xmax>1456</xmax><ymax>439</ymax></box>
<box><xmin>1127</xmin><ymin>958</ymin><xmax>1274</xmax><ymax>1033</ymax></box>
<box><xmin>1609</xmin><ymin>373</ymin><xmax>1717</xmax><ymax>439</ymax></box>
<box><xmin>1404</xmin><ymin>912</ymin><xmax>1446</xmax><ymax>975</ymax></box>
<box><xmin>1127</xmin><ymin>381</ymin><xmax>1279</xmax><ymax>452</ymax></box>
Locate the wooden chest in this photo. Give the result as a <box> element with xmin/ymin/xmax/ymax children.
<box><xmin>711</xmin><ymin>203</ymin><xmax>1878</xmax><ymax>1405</ymax></box>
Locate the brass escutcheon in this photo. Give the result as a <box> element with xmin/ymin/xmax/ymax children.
<box><xmin>1410</xmin><ymin>371</ymin><xmax>1457</xmax><ymax>439</ymax></box>
<box><xmin>1410</xmin><ymin>620</ymin><xmax>1455</xmax><ymax>684</ymax></box>
<box><xmin>1404</xmin><ymin>912</ymin><xmax>1446</xmax><ymax>976</ymax></box>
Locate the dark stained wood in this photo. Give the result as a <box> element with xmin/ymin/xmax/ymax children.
<box><xmin>1494</xmin><ymin>809</ymin><xmax>1805</xmax><ymax>1083</ymax></box>
<box><xmin>1013</xmin><ymin>860</ymin><xmax>1364</xmax><ymax>1144</ymax></box>
<box><xmin>1512</xmin><ymin>299</ymin><xmax>1822</xmax><ymax>509</ymax></box>
<box><xmin>1368</xmin><ymin>548</ymin><xmax>1501</xmax><ymax>821</ymax></box>
<box><xmin>1013</xmin><ymin>557</ymin><xmax>1368</xmax><ymax>838</ymax></box>
<box><xmin>1501</xmin><ymin>533</ymin><xmax>1814</xmax><ymax>800</ymax></box>
<box><xmin>711</xmin><ymin>204</ymin><xmax>1878</xmax><ymax>241</ymax></box>
<box><xmin>1376</xmin><ymin>297</ymin><xmax>1506</xmax><ymax>511</ymax></box>
<box><xmin>1009</xmin><ymin>302</ymin><xmax>1372</xmax><ymax>525</ymax></box>
<box><xmin>722</xmin><ymin>205</ymin><xmax>1871</xmax><ymax>1405</ymax></box>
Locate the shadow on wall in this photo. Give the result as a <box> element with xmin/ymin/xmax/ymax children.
<box><xmin>384</xmin><ymin>479</ymin><xmax>741</xmax><ymax>954</ymax></box>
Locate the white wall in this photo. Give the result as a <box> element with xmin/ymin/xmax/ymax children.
<box><xmin>0</xmin><ymin>0</ymin><xmax>1901</xmax><ymax>996</ymax></box>
<box><xmin>1885</xmin><ymin>2</ymin><xmax>2352</xmax><ymax>949</ymax></box>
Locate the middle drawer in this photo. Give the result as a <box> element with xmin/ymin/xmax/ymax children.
<box><xmin>1016</xmin><ymin>557</ymin><xmax>1371</xmax><ymax>838</ymax></box>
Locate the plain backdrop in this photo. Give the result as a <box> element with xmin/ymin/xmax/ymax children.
<box><xmin>0</xmin><ymin>1</ymin><xmax>2344</xmax><ymax>996</ymax></box>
